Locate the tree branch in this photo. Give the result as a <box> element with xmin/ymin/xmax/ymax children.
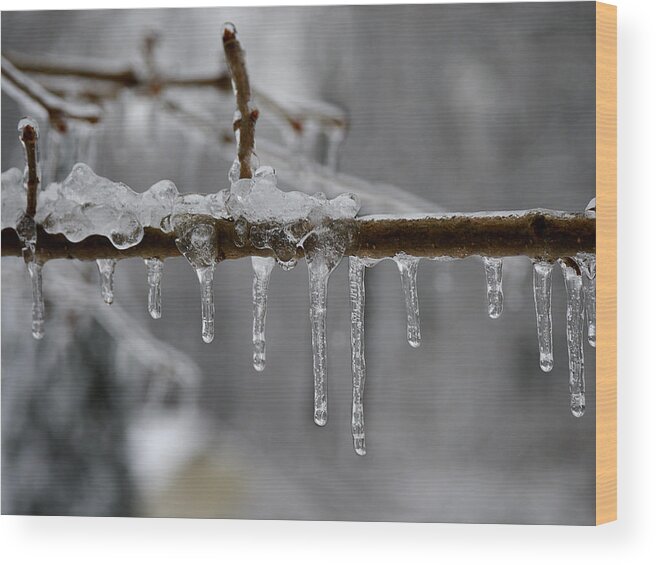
<box><xmin>1</xmin><ymin>212</ymin><xmax>595</xmax><ymax>263</ymax></box>
<box><xmin>222</xmin><ymin>24</ymin><xmax>258</xmax><ymax>179</ymax></box>
<box><xmin>1</xmin><ymin>57</ymin><xmax>102</xmax><ymax>132</ymax></box>
<box><xmin>19</xmin><ymin>123</ymin><xmax>40</xmax><ymax>219</ymax></box>
<box><xmin>3</xmin><ymin>51</ymin><xmax>232</xmax><ymax>93</ymax></box>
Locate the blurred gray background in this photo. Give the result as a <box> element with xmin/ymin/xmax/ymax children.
<box><xmin>1</xmin><ymin>3</ymin><xmax>596</xmax><ymax>524</ymax></box>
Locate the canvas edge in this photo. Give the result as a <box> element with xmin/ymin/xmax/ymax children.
<box><xmin>595</xmin><ymin>0</ymin><xmax>617</xmax><ymax>526</ymax></box>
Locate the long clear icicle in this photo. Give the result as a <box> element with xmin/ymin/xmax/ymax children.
<box><xmin>196</xmin><ymin>266</ymin><xmax>215</xmax><ymax>343</ymax></box>
<box><xmin>393</xmin><ymin>254</ymin><xmax>421</xmax><ymax>348</ymax></box>
<box><xmin>251</xmin><ymin>256</ymin><xmax>275</xmax><ymax>371</ymax></box>
<box><xmin>144</xmin><ymin>258</ymin><xmax>163</xmax><ymax>319</ymax></box>
<box><xmin>577</xmin><ymin>253</ymin><xmax>596</xmax><ymax>347</ymax></box>
<box><xmin>308</xmin><ymin>262</ymin><xmax>330</xmax><ymax>426</ymax></box>
<box><xmin>559</xmin><ymin>259</ymin><xmax>586</xmax><ymax>417</ymax></box>
<box><xmin>483</xmin><ymin>256</ymin><xmax>504</xmax><ymax>318</ymax></box>
<box><xmin>532</xmin><ymin>261</ymin><xmax>554</xmax><ymax>372</ymax></box>
<box><xmin>349</xmin><ymin>257</ymin><xmax>367</xmax><ymax>454</ymax></box>
<box><xmin>175</xmin><ymin>223</ymin><xmax>218</xmax><ymax>344</ymax></box>
<box><xmin>27</xmin><ymin>260</ymin><xmax>45</xmax><ymax>339</ymax></box>
<box><xmin>96</xmin><ymin>259</ymin><xmax>117</xmax><ymax>305</ymax></box>
<box><xmin>348</xmin><ymin>257</ymin><xmax>380</xmax><ymax>455</ymax></box>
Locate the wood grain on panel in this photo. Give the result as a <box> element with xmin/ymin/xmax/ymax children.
<box><xmin>595</xmin><ymin>1</ymin><xmax>617</xmax><ymax>526</ymax></box>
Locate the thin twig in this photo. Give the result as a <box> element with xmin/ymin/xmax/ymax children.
<box><xmin>1</xmin><ymin>212</ymin><xmax>595</xmax><ymax>263</ymax></box>
<box><xmin>3</xmin><ymin>51</ymin><xmax>232</xmax><ymax>92</ymax></box>
<box><xmin>222</xmin><ymin>24</ymin><xmax>258</xmax><ymax>179</ymax></box>
<box><xmin>20</xmin><ymin>124</ymin><xmax>40</xmax><ymax>219</ymax></box>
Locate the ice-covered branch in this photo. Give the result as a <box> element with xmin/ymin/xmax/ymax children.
<box><xmin>1</xmin><ymin>57</ymin><xmax>102</xmax><ymax>132</ymax></box>
<box><xmin>1</xmin><ymin>211</ymin><xmax>595</xmax><ymax>262</ymax></box>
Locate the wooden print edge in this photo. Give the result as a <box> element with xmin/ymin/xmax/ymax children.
<box><xmin>595</xmin><ymin>1</ymin><xmax>617</xmax><ymax>526</ymax></box>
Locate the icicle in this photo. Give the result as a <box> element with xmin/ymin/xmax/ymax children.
<box><xmin>196</xmin><ymin>265</ymin><xmax>215</xmax><ymax>344</ymax></box>
<box><xmin>482</xmin><ymin>257</ymin><xmax>504</xmax><ymax>319</ymax></box>
<box><xmin>307</xmin><ymin>261</ymin><xmax>330</xmax><ymax>426</ymax></box>
<box><xmin>27</xmin><ymin>260</ymin><xmax>45</xmax><ymax>339</ymax></box>
<box><xmin>577</xmin><ymin>253</ymin><xmax>596</xmax><ymax>347</ymax></box>
<box><xmin>96</xmin><ymin>259</ymin><xmax>117</xmax><ymax>305</ymax></box>
<box><xmin>175</xmin><ymin>223</ymin><xmax>218</xmax><ymax>343</ymax></box>
<box><xmin>348</xmin><ymin>256</ymin><xmax>380</xmax><ymax>456</ymax></box>
<box><xmin>393</xmin><ymin>254</ymin><xmax>421</xmax><ymax>348</ymax></box>
<box><xmin>303</xmin><ymin>225</ymin><xmax>350</xmax><ymax>427</ymax></box>
<box><xmin>144</xmin><ymin>258</ymin><xmax>164</xmax><ymax>319</ymax></box>
<box><xmin>532</xmin><ymin>261</ymin><xmax>554</xmax><ymax>372</ymax></box>
<box><xmin>559</xmin><ymin>259</ymin><xmax>586</xmax><ymax>417</ymax></box>
<box><xmin>251</xmin><ymin>256</ymin><xmax>275</xmax><ymax>372</ymax></box>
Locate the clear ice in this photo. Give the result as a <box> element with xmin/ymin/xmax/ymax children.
<box><xmin>482</xmin><ymin>256</ymin><xmax>504</xmax><ymax>319</ymax></box>
<box><xmin>303</xmin><ymin>220</ymin><xmax>355</xmax><ymax>426</ymax></box>
<box><xmin>27</xmin><ymin>260</ymin><xmax>45</xmax><ymax>339</ymax></box>
<box><xmin>348</xmin><ymin>256</ymin><xmax>380</xmax><ymax>455</ymax></box>
<box><xmin>580</xmin><ymin>198</ymin><xmax>597</xmax><ymax>347</ymax></box>
<box><xmin>251</xmin><ymin>256</ymin><xmax>275</xmax><ymax>371</ymax></box>
<box><xmin>96</xmin><ymin>259</ymin><xmax>117</xmax><ymax>305</ymax></box>
<box><xmin>532</xmin><ymin>261</ymin><xmax>554</xmax><ymax>372</ymax></box>
<box><xmin>577</xmin><ymin>253</ymin><xmax>596</xmax><ymax>348</ymax></box>
<box><xmin>144</xmin><ymin>258</ymin><xmax>164</xmax><ymax>319</ymax></box>
<box><xmin>175</xmin><ymin>223</ymin><xmax>218</xmax><ymax>343</ymax></box>
<box><xmin>225</xmin><ymin>163</ymin><xmax>359</xmax><ymax>268</ymax></box>
<box><xmin>222</xmin><ymin>160</ymin><xmax>359</xmax><ymax>423</ymax></box>
<box><xmin>393</xmin><ymin>253</ymin><xmax>422</xmax><ymax>348</ymax></box>
<box><xmin>559</xmin><ymin>259</ymin><xmax>586</xmax><ymax>417</ymax></box>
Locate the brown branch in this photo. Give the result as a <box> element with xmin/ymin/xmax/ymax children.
<box><xmin>4</xmin><ymin>51</ymin><xmax>231</xmax><ymax>93</ymax></box>
<box><xmin>19</xmin><ymin>123</ymin><xmax>40</xmax><ymax>219</ymax></box>
<box><xmin>1</xmin><ymin>212</ymin><xmax>595</xmax><ymax>263</ymax></box>
<box><xmin>222</xmin><ymin>24</ymin><xmax>259</xmax><ymax>179</ymax></box>
<box><xmin>1</xmin><ymin>57</ymin><xmax>102</xmax><ymax>133</ymax></box>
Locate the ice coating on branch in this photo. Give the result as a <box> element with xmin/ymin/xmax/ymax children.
<box><xmin>532</xmin><ymin>261</ymin><xmax>554</xmax><ymax>372</ymax></box>
<box><xmin>27</xmin><ymin>260</ymin><xmax>45</xmax><ymax>339</ymax></box>
<box><xmin>2</xmin><ymin>159</ymin><xmax>363</xmax><ymax>258</ymax></box>
<box><xmin>393</xmin><ymin>254</ymin><xmax>422</xmax><ymax>348</ymax></box>
<box><xmin>225</xmin><ymin>164</ymin><xmax>359</xmax><ymax>268</ymax></box>
<box><xmin>1</xmin><ymin>162</ymin><xmax>227</xmax><ymax>249</ymax></box>
<box><xmin>349</xmin><ymin>256</ymin><xmax>381</xmax><ymax>455</ymax></box>
<box><xmin>559</xmin><ymin>259</ymin><xmax>586</xmax><ymax>417</ymax></box>
<box><xmin>175</xmin><ymin>223</ymin><xmax>218</xmax><ymax>343</ymax></box>
<box><xmin>576</xmin><ymin>253</ymin><xmax>596</xmax><ymax>348</ymax></box>
<box><xmin>482</xmin><ymin>257</ymin><xmax>504</xmax><ymax>319</ymax></box>
<box><xmin>37</xmin><ymin>164</ymin><xmax>142</xmax><ymax>248</ymax></box>
<box><xmin>144</xmin><ymin>258</ymin><xmax>164</xmax><ymax>319</ymax></box>
<box><xmin>96</xmin><ymin>258</ymin><xmax>117</xmax><ymax>305</ymax></box>
<box><xmin>251</xmin><ymin>256</ymin><xmax>275</xmax><ymax>371</ymax></box>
